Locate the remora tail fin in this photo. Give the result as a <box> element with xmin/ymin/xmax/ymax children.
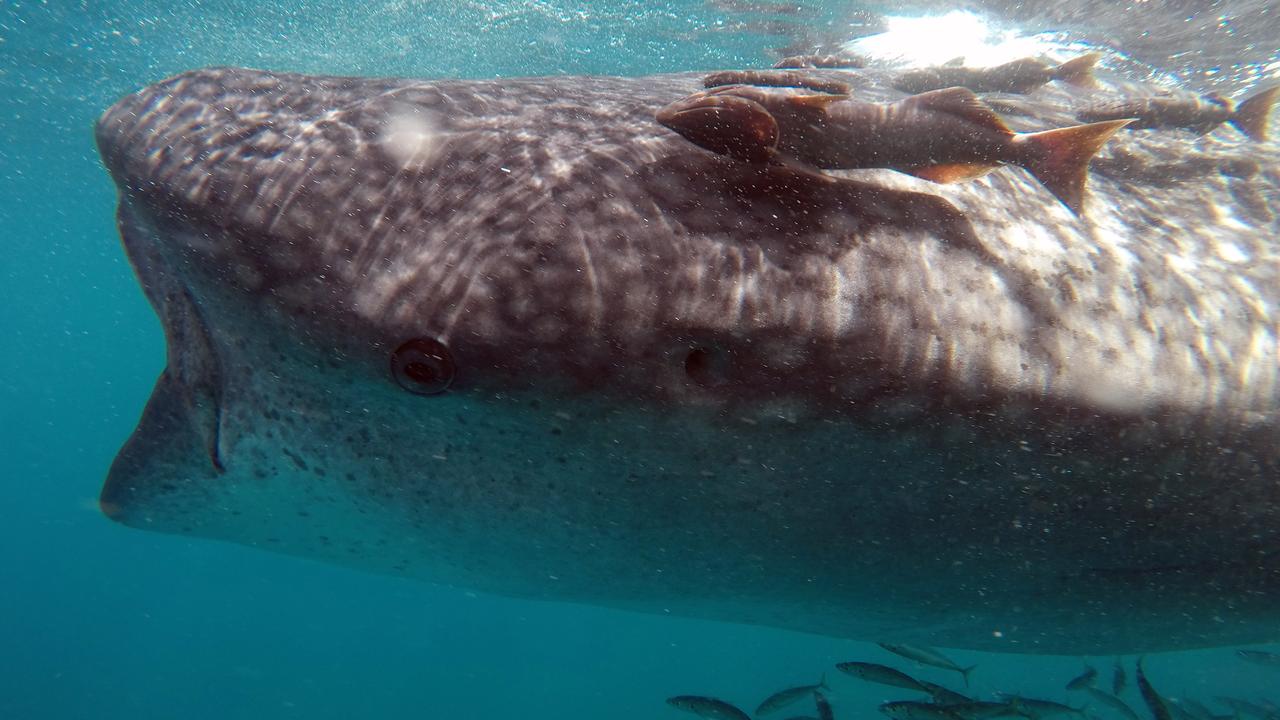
<box><xmin>1019</xmin><ymin>118</ymin><xmax>1131</xmax><ymax>214</ymax></box>
<box><xmin>1229</xmin><ymin>86</ymin><xmax>1279</xmax><ymax>142</ymax></box>
<box><xmin>1054</xmin><ymin>53</ymin><xmax>1102</xmax><ymax>88</ymax></box>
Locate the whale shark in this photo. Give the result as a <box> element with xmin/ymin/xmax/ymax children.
<box><xmin>95</xmin><ymin>67</ymin><xmax>1279</xmax><ymax>654</ymax></box>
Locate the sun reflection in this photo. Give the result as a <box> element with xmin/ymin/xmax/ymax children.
<box><xmin>845</xmin><ymin>10</ymin><xmax>1061</xmax><ymax>68</ymax></box>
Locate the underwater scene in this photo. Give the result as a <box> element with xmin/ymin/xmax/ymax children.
<box><xmin>2</xmin><ymin>1</ymin><xmax>1279</xmax><ymax>718</ymax></box>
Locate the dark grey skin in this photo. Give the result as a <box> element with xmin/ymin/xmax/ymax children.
<box><xmin>96</xmin><ymin>67</ymin><xmax>1280</xmax><ymax>655</ymax></box>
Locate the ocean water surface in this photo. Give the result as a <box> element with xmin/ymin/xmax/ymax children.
<box><xmin>2</xmin><ymin>2</ymin><xmax>1278</xmax><ymax>718</ymax></box>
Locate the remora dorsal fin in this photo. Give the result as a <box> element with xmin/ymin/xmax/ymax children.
<box><xmin>903</xmin><ymin>87</ymin><xmax>1013</xmax><ymax>134</ymax></box>
<box><xmin>1054</xmin><ymin>52</ymin><xmax>1101</xmax><ymax>88</ymax></box>
<box><xmin>908</xmin><ymin>163</ymin><xmax>1001</xmax><ymax>183</ymax></box>
<box><xmin>1230</xmin><ymin>85</ymin><xmax>1279</xmax><ymax>142</ymax></box>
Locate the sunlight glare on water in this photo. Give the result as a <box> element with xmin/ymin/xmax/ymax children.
<box><xmin>846</xmin><ymin>10</ymin><xmax>1063</xmax><ymax>67</ymax></box>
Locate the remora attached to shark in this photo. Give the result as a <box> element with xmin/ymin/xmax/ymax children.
<box><xmin>95</xmin><ymin>67</ymin><xmax>1280</xmax><ymax>654</ymax></box>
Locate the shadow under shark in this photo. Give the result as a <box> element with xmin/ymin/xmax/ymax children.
<box><xmin>95</xmin><ymin>67</ymin><xmax>1280</xmax><ymax>654</ymax></box>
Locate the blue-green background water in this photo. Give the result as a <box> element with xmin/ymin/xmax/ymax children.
<box><xmin>1</xmin><ymin>2</ymin><xmax>1277</xmax><ymax>718</ymax></box>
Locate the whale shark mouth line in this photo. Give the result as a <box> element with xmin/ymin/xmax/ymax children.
<box><xmin>117</xmin><ymin>198</ymin><xmax>228</xmax><ymax>475</ymax></box>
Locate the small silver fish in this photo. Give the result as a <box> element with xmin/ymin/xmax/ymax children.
<box><xmin>815</xmin><ymin>691</ymin><xmax>835</xmax><ymax>720</ymax></box>
<box><xmin>1084</xmin><ymin>687</ymin><xmax>1140</xmax><ymax>720</ymax></box>
<box><xmin>1134</xmin><ymin>659</ymin><xmax>1172</xmax><ymax>720</ymax></box>
<box><xmin>1112</xmin><ymin>660</ymin><xmax>1126</xmax><ymax>696</ymax></box>
<box><xmin>882</xmin><ymin>701</ymin><xmax>965</xmax><ymax>720</ymax></box>
<box><xmin>998</xmin><ymin>696</ymin><xmax>1084</xmax><ymax>719</ymax></box>
<box><xmin>1066</xmin><ymin>665</ymin><xmax>1097</xmax><ymax>691</ymax></box>
<box><xmin>878</xmin><ymin>644</ymin><xmax>977</xmax><ymax>688</ymax></box>
<box><xmin>667</xmin><ymin>695</ymin><xmax>753</xmax><ymax>720</ymax></box>
<box><xmin>1236</xmin><ymin>649</ymin><xmax>1280</xmax><ymax>667</ymax></box>
<box><xmin>757</xmin><ymin>676</ymin><xmax>829</xmax><ymax>717</ymax></box>
<box><xmin>837</xmin><ymin>662</ymin><xmax>927</xmax><ymax>692</ymax></box>
<box><xmin>919</xmin><ymin>681</ymin><xmax>972</xmax><ymax>705</ymax></box>
<box><xmin>938</xmin><ymin>701</ymin><xmax>1028</xmax><ymax>720</ymax></box>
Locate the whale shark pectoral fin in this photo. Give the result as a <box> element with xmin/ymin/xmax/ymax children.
<box><xmin>907</xmin><ymin>162</ymin><xmax>1001</xmax><ymax>183</ymax></box>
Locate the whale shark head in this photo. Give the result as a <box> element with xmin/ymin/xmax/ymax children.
<box><xmin>96</xmin><ymin>67</ymin><xmax>1280</xmax><ymax>653</ymax></box>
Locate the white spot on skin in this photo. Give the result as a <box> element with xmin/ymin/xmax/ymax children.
<box><xmin>381</xmin><ymin>110</ymin><xmax>445</xmax><ymax>169</ymax></box>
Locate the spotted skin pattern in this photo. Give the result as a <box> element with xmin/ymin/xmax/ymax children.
<box><xmin>96</xmin><ymin>67</ymin><xmax>1279</xmax><ymax>654</ymax></box>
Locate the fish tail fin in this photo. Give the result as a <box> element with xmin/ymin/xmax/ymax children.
<box><xmin>1054</xmin><ymin>52</ymin><xmax>1101</xmax><ymax>88</ymax></box>
<box><xmin>1229</xmin><ymin>85</ymin><xmax>1279</xmax><ymax>141</ymax></box>
<box><xmin>819</xmin><ymin>672</ymin><xmax>830</xmax><ymax>691</ymax></box>
<box><xmin>960</xmin><ymin>664</ymin><xmax>977</xmax><ymax>688</ymax></box>
<box><xmin>1019</xmin><ymin>118</ymin><xmax>1131</xmax><ymax>214</ymax></box>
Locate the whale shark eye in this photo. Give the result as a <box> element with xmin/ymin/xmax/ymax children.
<box><xmin>391</xmin><ymin>338</ymin><xmax>456</xmax><ymax>395</ymax></box>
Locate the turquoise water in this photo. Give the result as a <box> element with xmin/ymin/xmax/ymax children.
<box><xmin>2</xmin><ymin>2</ymin><xmax>1278</xmax><ymax>718</ymax></box>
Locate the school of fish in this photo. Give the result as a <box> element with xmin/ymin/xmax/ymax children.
<box><xmin>666</xmin><ymin>646</ymin><xmax>1280</xmax><ymax>720</ymax></box>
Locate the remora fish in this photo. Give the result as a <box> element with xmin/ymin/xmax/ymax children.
<box><xmin>757</xmin><ymin>677</ymin><xmax>829</xmax><ymax>716</ymax></box>
<box><xmin>1112</xmin><ymin>660</ymin><xmax>1127</xmax><ymax>696</ymax></box>
<box><xmin>1236</xmin><ymin>648</ymin><xmax>1280</xmax><ymax>666</ymax></box>
<box><xmin>668</xmin><ymin>696</ymin><xmax>753</xmax><ymax>720</ymax></box>
<box><xmin>998</xmin><ymin>696</ymin><xmax>1084</xmax><ymax>719</ymax></box>
<box><xmin>1084</xmin><ymin>688</ymin><xmax>1140</xmax><ymax>720</ymax></box>
<box><xmin>836</xmin><ymin>662</ymin><xmax>927</xmax><ymax>692</ymax></box>
<box><xmin>877</xmin><ymin>644</ymin><xmax>977</xmax><ymax>688</ymax></box>
<box><xmin>96</xmin><ymin>67</ymin><xmax>1280</xmax><ymax>655</ymax></box>
<box><xmin>893</xmin><ymin>53</ymin><xmax>1101</xmax><ymax>94</ymax></box>
<box><xmin>774</xmin><ymin>54</ymin><xmax>865</xmax><ymax>69</ymax></box>
<box><xmin>920</xmin><ymin>682</ymin><xmax>972</xmax><ymax>705</ymax></box>
<box><xmin>654</xmin><ymin>80</ymin><xmax>1129</xmax><ymax>213</ymax></box>
<box><xmin>1066</xmin><ymin>664</ymin><xmax>1097</xmax><ymax>691</ymax></box>
<box><xmin>815</xmin><ymin>691</ymin><xmax>836</xmax><ymax>720</ymax></box>
<box><xmin>1134</xmin><ymin>660</ymin><xmax>1172</xmax><ymax>720</ymax></box>
<box><xmin>1077</xmin><ymin>86</ymin><xmax>1279</xmax><ymax>142</ymax></box>
<box><xmin>882</xmin><ymin>701</ymin><xmax>964</xmax><ymax>720</ymax></box>
<box><xmin>938</xmin><ymin>702</ymin><xmax>1028</xmax><ymax>720</ymax></box>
